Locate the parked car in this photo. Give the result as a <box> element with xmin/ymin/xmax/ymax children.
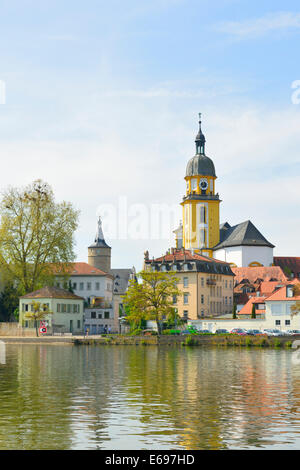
<box><xmin>246</xmin><ymin>329</ymin><xmax>266</xmax><ymax>336</ymax></box>
<box><xmin>214</xmin><ymin>329</ymin><xmax>229</xmax><ymax>334</ymax></box>
<box><xmin>199</xmin><ymin>329</ymin><xmax>211</xmax><ymax>334</ymax></box>
<box><xmin>230</xmin><ymin>328</ymin><xmax>247</xmax><ymax>335</ymax></box>
<box><xmin>265</xmin><ymin>329</ymin><xmax>285</xmax><ymax>337</ymax></box>
<box><xmin>180</xmin><ymin>330</ymin><xmax>193</xmax><ymax>335</ymax></box>
<box><xmin>286</xmin><ymin>330</ymin><xmax>300</xmax><ymax>336</ymax></box>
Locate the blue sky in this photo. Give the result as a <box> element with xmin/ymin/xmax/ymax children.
<box><xmin>0</xmin><ymin>0</ymin><xmax>299</xmax><ymax>270</ymax></box>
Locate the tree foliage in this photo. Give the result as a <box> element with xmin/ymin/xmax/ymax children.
<box><xmin>0</xmin><ymin>282</ymin><xmax>20</xmax><ymax>322</ymax></box>
<box><xmin>122</xmin><ymin>271</ymin><xmax>182</xmax><ymax>334</ymax></box>
<box><xmin>0</xmin><ymin>180</ymin><xmax>79</xmax><ymax>294</ymax></box>
<box><xmin>24</xmin><ymin>301</ymin><xmax>53</xmax><ymax>337</ymax></box>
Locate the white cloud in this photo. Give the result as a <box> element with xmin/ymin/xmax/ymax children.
<box><xmin>216</xmin><ymin>11</ymin><xmax>300</xmax><ymax>39</ymax></box>
<box><xmin>0</xmin><ymin>93</ymin><xmax>299</xmax><ymax>269</ymax></box>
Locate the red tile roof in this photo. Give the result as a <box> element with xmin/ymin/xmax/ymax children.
<box><xmin>151</xmin><ymin>249</ymin><xmax>230</xmax><ymax>264</ymax></box>
<box><xmin>265</xmin><ymin>279</ymin><xmax>300</xmax><ymax>301</ymax></box>
<box><xmin>239</xmin><ymin>296</ymin><xmax>266</xmax><ymax>315</ymax></box>
<box><xmin>51</xmin><ymin>262</ymin><xmax>110</xmax><ymax>277</ymax></box>
<box><xmin>258</xmin><ymin>281</ymin><xmax>286</xmax><ymax>296</ymax></box>
<box><xmin>273</xmin><ymin>257</ymin><xmax>300</xmax><ymax>277</ymax></box>
<box><xmin>232</xmin><ymin>266</ymin><xmax>287</xmax><ymax>285</ymax></box>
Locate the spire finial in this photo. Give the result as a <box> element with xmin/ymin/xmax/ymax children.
<box><xmin>96</xmin><ymin>215</ymin><xmax>104</xmax><ymax>242</ymax></box>
<box><xmin>195</xmin><ymin>112</ymin><xmax>205</xmax><ymax>155</ymax></box>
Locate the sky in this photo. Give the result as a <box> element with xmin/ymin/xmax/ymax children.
<box><xmin>0</xmin><ymin>0</ymin><xmax>299</xmax><ymax>271</ymax></box>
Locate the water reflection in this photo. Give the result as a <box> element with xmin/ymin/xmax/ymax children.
<box><xmin>0</xmin><ymin>345</ymin><xmax>300</xmax><ymax>449</ymax></box>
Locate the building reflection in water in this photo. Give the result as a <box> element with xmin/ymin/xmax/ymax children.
<box><xmin>1</xmin><ymin>344</ymin><xmax>300</xmax><ymax>449</ymax></box>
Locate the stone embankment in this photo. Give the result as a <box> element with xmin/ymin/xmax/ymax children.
<box><xmin>0</xmin><ymin>334</ymin><xmax>296</xmax><ymax>348</ymax></box>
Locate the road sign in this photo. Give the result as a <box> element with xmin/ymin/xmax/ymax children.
<box><xmin>39</xmin><ymin>327</ymin><xmax>47</xmax><ymax>334</ymax></box>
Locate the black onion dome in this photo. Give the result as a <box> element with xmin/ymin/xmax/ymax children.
<box><xmin>186</xmin><ymin>154</ymin><xmax>216</xmax><ymax>177</ymax></box>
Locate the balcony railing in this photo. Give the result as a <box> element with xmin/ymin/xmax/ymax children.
<box><xmin>206</xmin><ymin>279</ymin><xmax>216</xmax><ymax>286</ymax></box>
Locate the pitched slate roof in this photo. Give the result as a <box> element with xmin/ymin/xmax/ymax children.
<box><xmin>111</xmin><ymin>268</ymin><xmax>133</xmax><ymax>295</ymax></box>
<box><xmin>214</xmin><ymin>220</ymin><xmax>275</xmax><ymax>250</ymax></box>
<box><xmin>232</xmin><ymin>266</ymin><xmax>287</xmax><ymax>285</ymax></box>
<box><xmin>20</xmin><ymin>286</ymin><xmax>84</xmax><ymax>300</ymax></box>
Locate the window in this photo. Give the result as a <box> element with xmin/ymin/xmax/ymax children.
<box><xmin>225</xmin><ymin>280</ymin><xmax>228</xmax><ymax>288</ymax></box>
<box><xmin>200</xmin><ymin>206</ymin><xmax>206</xmax><ymax>223</ymax></box>
<box><xmin>79</xmin><ymin>282</ymin><xmax>84</xmax><ymax>290</ymax></box>
<box><xmin>172</xmin><ymin>295</ymin><xmax>177</xmax><ymax>304</ymax></box>
<box><xmin>57</xmin><ymin>304</ymin><xmax>61</xmax><ymax>313</ymax></box>
<box><xmin>183</xmin><ymin>310</ymin><xmax>188</xmax><ymax>319</ymax></box>
<box><xmin>61</xmin><ymin>304</ymin><xmax>66</xmax><ymax>313</ymax></box>
<box><xmin>201</xmin><ymin>277</ymin><xmax>204</xmax><ymax>287</ymax></box>
<box><xmin>67</xmin><ymin>304</ymin><xmax>71</xmax><ymax>313</ymax></box>
<box><xmin>225</xmin><ymin>297</ymin><xmax>228</xmax><ymax>305</ymax></box>
<box><xmin>183</xmin><ymin>277</ymin><xmax>188</xmax><ymax>287</ymax></box>
<box><xmin>98</xmin><ymin>313</ymin><xmax>102</xmax><ymax>319</ymax></box>
<box><xmin>77</xmin><ymin>320</ymin><xmax>80</xmax><ymax>329</ymax></box>
<box><xmin>184</xmin><ymin>293</ymin><xmax>189</xmax><ymax>304</ymax></box>
<box><xmin>275</xmin><ymin>320</ymin><xmax>281</xmax><ymax>326</ymax></box>
<box><xmin>104</xmin><ymin>311</ymin><xmax>110</xmax><ymax>319</ymax></box>
<box><xmin>87</xmin><ymin>282</ymin><xmax>91</xmax><ymax>291</ymax></box>
<box><xmin>191</xmin><ymin>178</ymin><xmax>197</xmax><ymax>190</ymax></box>
<box><xmin>91</xmin><ymin>312</ymin><xmax>96</xmax><ymax>319</ymax></box>
<box><xmin>285</xmin><ymin>320</ymin><xmax>291</xmax><ymax>326</ymax></box>
<box><xmin>96</xmin><ymin>282</ymin><xmax>100</xmax><ymax>290</ymax></box>
<box><xmin>56</xmin><ymin>282</ymin><xmax>60</xmax><ymax>288</ymax></box>
<box><xmin>201</xmin><ymin>294</ymin><xmax>204</xmax><ymax>304</ymax></box>
<box><xmin>73</xmin><ymin>283</ymin><xmax>77</xmax><ymax>290</ymax></box>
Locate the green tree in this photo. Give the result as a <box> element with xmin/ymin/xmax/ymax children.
<box><xmin>0</xmin><ymin>282</ymin><xmax>20</xmax><ymax>322</ymax></box>
<box><xmin>0</xmin><ymin>180</ymin><xmax>79</xmax><ymax>293</ymax></box>
<box><xmin>291</xmin><ymin>284</ymin><xmax>300</xmax><ymax>317</ymax></box>
<box><xmin>24</xmin><ymin>301</ymin><xmax>53</xmax><ymax>337</ymax></box>
<box><xmin>232</xmin><ymin>303</ymin><xmax>237</xmax><ymax>319</ymax></box>
<box><xmin>251</xmin><ymin>303</ymin><xmax>256</xmax><ymax>319</ymax></box>
<box><xmin>122</xmin><ymin>271</ymin><xmax>182</xmax><ymax>335</ymax></box>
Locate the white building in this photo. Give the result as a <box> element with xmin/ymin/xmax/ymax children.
<box><xmin>213</xmin><ymin>220</ymin><xmax>274</xmax><ymax>268</ymax></box>
<box><xmin>19</xmin><ymin>286</ymin><xmax>84</xmax><ymax>335</ymax></box>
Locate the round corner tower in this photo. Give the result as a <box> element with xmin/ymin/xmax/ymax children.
<box><xmin>88</xmin><ymin>217</ymin><xmax>111</xmax><ymax>273</ymax></box>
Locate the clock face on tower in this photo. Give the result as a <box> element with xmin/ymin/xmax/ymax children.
<box><xmin>200</xmin><ymin>179</ymin><xmax>208</xmax><ymax>191</ymax></box>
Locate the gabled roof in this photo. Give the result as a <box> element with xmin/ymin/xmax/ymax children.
<box><xmin>20</xmin><ymin>286</ymin><xmax>84</xmax><ymax>300</ymax></box>
<box><xmin>214</xmin><ymin>220</ymin><xmax>275</xmax><ymax>250</ymax></box>
<box><xmin>232</xmin><ymin>266</ymin><xmax>287</xmax><ymax>285</ymax></box>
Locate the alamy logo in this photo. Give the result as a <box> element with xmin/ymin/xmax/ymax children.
<box><xmin>0</xmin><ymin>80</ymin><xmax>5</xmax><ymax>104</ymax></box>
<box><xmin>0</xmin><ymin>340</ymin><xmax>6</xmax><ymax>365</ymax></box>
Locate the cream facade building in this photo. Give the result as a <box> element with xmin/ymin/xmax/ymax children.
<box><xmin>144</xmin><ymin>248</ymin><xmax>234</xmax><ymax>320</ymax></box>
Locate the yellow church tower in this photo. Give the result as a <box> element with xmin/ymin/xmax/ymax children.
<box><xmin>180</xmin><ymin>115</ymin><xmax>220</xmax><ymax>258</ymax></box>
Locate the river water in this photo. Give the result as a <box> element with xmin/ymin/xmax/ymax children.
<box><xmin>0</xmin><ymin>344</ymin><xmax>300</xmax><ymax>450</ymax></box>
